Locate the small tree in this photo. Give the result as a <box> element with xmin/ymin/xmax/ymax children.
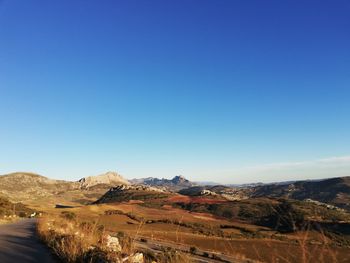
<box><xmin>190</xmin><ymin>246</ymin><xmax>197</xmax><ymax>254</ymax></box>
<box><xmin>18</xmin><ymin>211</ymin><xmax>27</xmax><ymax>218</ymax></box>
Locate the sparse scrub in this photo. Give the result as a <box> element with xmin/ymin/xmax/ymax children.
<box><xmin>37</xmin><ymin>215</ymin><xmax>124</xmax><ymax>262</ymax></box>
<box><xmin>258</xmin><ymin>199</ymin><xmax>307</xmax><ymax>233</ymax></box>
<box><xmin>140</xmin><ymin>238</ymin><xmax>148</xmax><ymax>243</ymax></box>
<box><xmin>38</xmin><ymin>196</ymin><xmax>350</xmax><ymax>263</ymax></box>
<box><xmin>60</xmin><ymin>211</ymin><xmax>77</xmax><ymax>221</ymax></box>
<box><xmin>189</xmin><ymin>246</ymin><xmax>197</xmax><ymax>254</ymax></box>
<box><xmin>0</xmin><ymin>196</ymin><xmax>35</xmax><ymax>219</ymax></box>
<box><xmin>139</xmin><ymin>247</ymin><xmax>193</xmax><ymax>263</ymax></box>
<box><xmin>157</xmin><ymin>247</ymin><xmax>193</xmax><ymax>263</ymax></box>
<box><xmin>38</xmin><ymin>213</ymin><xmax>195</xmax><ymax>263</ymax></box>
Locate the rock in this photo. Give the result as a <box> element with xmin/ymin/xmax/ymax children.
<box><xmin>106</xmin><ymin>235</ymin><xmax>122</xmax><ymax>252</ymax></box>
<box><xmin>123</xmin><ymin>253</ymin><xmax>144</xmax><ymax>263</ymax></box>
<box><xmin>78</xmin><ymin>171</ymin><xmax>129</xmax><ymax>189</ymax></box>
<box><xmin>200</xmin><ymin>189</ymin><xmax>217</xmax><ymax>196</ymax></box>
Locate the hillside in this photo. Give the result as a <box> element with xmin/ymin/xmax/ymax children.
<box><xmin>2</xmin><ymin>171</ymin><xmax>349</xmax><ymax>213</ymax></box>
<box><xmin>94</xmin><ymin>184</ymin><xmax>171</xmax><ymax>204</ymax></box>
<box><xmin>179</xmin><ymin>185</ymin><xmax>233</xmax><ymax>196</ymax></box>
<box><xmin>179</xmin><ymin>184</ymin><xmax>251</xmax><ymax>201</ymax></box>
<box><xmin>179</xmin><ymin>176</ymin><xmax>350</xmax><ymax>211</ymax></box>
<box><xmin>0</xmin><ymin>196</ymin><xmax>34</xmax><ymax>217</ymax></box>
<box><xmin>0</xmin><ymin>172</ymin><xmax>77</xmax><ymax>203</ymax></box>
<box><xmin>0</xmin><ymin>171</ymin><xmax>129</xmax><ymax>206</ymax></box>
<box><xmin>251</xmin><ymin>176</ymin><xmax>350</xmax><ymax>211</ymax></box>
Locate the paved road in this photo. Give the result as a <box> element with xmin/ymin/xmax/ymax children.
<box><xmin>134</xmin><ymin>236</ymin><xmax>247</xmax><ymax>263</ymax></box>
<box><xmin>0</xmin><ymin>219</ymin><xmax>58</xmax><ymax>263</ymax></box>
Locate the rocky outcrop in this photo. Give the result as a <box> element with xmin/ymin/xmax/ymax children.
<box><xmin>112</xmin><ymin>184</ymin><xmax>165</xmax><ymax>192</ymax></box>
<box><xmin>200</xmin><ymin>189</ymin><xmax>217</xmax><ymax>196</ymax></box>
<box><xmin>129</xmin><ymin>175</ymin><xmax>195</xmax><ymax>191</ymax></box>
<box><xmin>78</xmin><ymin>171</ymin><xmax>129</xmax><ymax>189</ymax></box>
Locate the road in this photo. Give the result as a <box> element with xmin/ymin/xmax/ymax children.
<box><xmin>134</xmin><ymin>236</ymin><xmax>248</xmax><ymax>263</ymax></box>
<box><xmin>0</xmin><ymin>218</ymin><xmax>58</xmax><ymax>263</ymax></box>
<box><xmin>0</xmin><ymin>219</ymin><xmax>246</xmax><ymax>263</ymax></box>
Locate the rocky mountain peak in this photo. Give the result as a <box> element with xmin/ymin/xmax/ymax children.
<box><xmin>171</xmin><ymin>175</ymin><xmax>188</xmax><ymax>183</ymax></box>
<box><xmin>78</xmin><ymin>171</ymin><xmax>129</xmax><ymax>189</ymax></box>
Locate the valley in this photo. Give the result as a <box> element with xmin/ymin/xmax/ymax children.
<box><xmin>1</xmin><ymin>171</ymin><xmax>350</xmax><ymax>262</ymax></box>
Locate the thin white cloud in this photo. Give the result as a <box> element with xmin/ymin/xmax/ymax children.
<box><xmin>246</xmin><ymin>155</ymin><xmax>350</xmax><ymax>171</ymax></box>
<box><xmin>200</xmin><ymin>155</ymin><xmax>350</xmax><ymax>184</ymax></box>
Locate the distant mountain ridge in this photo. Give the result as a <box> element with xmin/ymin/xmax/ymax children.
<box><xmin>179</xmin><ymin>176</ymin><xmax>350</xmax><ymax>211</ymax></box>
<box><xmin>250</xmin><ymin>176</ymin><xmax>350</xmax><ymax>210</ymax></box>
<box><xmin>1</xmin><ymin>171</ymin><xmax>349</xmax><ymax>211</ymax></box>
<box><xmin>130</xmin><ymin>175</ymin><xmax>196</xmax><ymax>191</ymax></box>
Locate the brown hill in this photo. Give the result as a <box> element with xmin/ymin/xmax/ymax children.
<box><xmin>0</xmin><ymin>172</ymin><xmax>77</xmax><ymax>203</ymax></box>
<box><xmin>250</xmin><ymin>176</ymin><xmax>350</xmax><ymax>211</ymax></box>
<box><xmin>94</xmin><ymin>184</ymin><xmax>171</xmax><ymax>204</ymax></box>
<box><xmin>0</xmin><ymin>171</ymin><xmax>129</xmax><ymax>206</ymax></box>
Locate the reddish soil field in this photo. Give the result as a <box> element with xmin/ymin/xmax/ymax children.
<box><xmin>126</xmin><ymin>200</ymin><xmax>144</xmax><ymax>204</ymax></box>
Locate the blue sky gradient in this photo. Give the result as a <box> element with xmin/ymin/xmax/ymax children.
<box><xmin>1</xmin><ymin>0</ymin><xmax>350</xmax><ymax>183</ymax></box>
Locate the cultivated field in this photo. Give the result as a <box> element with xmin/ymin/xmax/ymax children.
<box><xmin>36</xmin><ymin>195</ymin><xmax>350</xmax><ymax>263</ymax></box>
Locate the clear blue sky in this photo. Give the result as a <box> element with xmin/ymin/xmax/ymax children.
<box><xmin>1</xmin><ymin>0</ymin><xmax>350</xmax><ymax>183</ymax></box>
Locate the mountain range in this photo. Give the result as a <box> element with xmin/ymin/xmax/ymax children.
<box><xmin>0</xmin><ymin>171</ymin><xmax>192</xmax><ymax>205</ymax></box>
<box><xmin>179</xmin><ymin>176</ymin><xmax>350</xmax><ymax>211</ymax></box>
<box><xmin>130</xmin><ymin>175</ymin><xmax>195</xmax><ymax>191</ymax></box>
<box><xmin>1</xmin><ymin>171</ymin><xmax>349</xmax><ymax>212</ymax></box>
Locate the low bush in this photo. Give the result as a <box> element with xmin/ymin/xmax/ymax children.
<box><xmin>37</xmin><ymin>215</ymin><xmax>121</xmax><ymax>262</ymax></box>
<box><xmin>189</xmin><ymin>246</ymin><xmax>197</xmax><ymax>254</ymax></box>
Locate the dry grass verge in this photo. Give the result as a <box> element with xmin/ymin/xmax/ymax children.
<box><xmin>37</xmin><ymin>212</ymin><xmax>118</xmax><ymax>262</ymax></box>
<box><xmin>37</xmin><ymin>211</ymin><xmax>193</xmax><ymax>263</ymax></box>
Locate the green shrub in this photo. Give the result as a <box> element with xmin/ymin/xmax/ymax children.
<box><xmin>190</xmin><ymin>246</ymin><xmax>197</xmax><ymax>254</ymax></box>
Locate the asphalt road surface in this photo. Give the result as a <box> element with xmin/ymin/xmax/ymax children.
<box><xmin>0</xmin><ymin>218</ymin><xmax>58</xmax><ymax>263</ymax></box>
<box><xmin>135</xmin><ymin>236</ymin><xmax>246</xmax><ymax>263</ymax></box>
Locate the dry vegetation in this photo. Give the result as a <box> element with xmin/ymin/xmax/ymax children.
<box><xmin>0</xmin><ymin>196</ymin><xmax>36</xmax><ymax>224</ymax></box>
<box><xmin>37</xmin><ymin>211</ymin><xmax>193</xmax><ymax>263</ymax></box>
<box><xmin>2</xmin><ymin>172</ymin><xmax>350</xmax><ymax>262</ymax></box>
<box><xmin>38</xmin><ymin>212</ymin><xmax>117</xmax><ymax>262</ymax></box>
<box><xmin>7</xmin><ymin>171</ymin><xmax>347</xmax><ymax>263</ymax></box>
<box><xmin>48</xmin><ymin>197</ymin><xmax>350</xmax><ymax>263</ymax></box>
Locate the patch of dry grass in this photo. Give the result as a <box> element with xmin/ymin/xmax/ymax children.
<box><xmin>37</xmin><ymin>211</ymin><xmax>194</xmax><ymax>263</ymax></box>
<box><xmin>37</xmin><ymin>202</ymin><xmax>350</xmax><ymax>263</ymax></box>
<box><xmin>0</xmin><ymin>217</ymin><xmax>19</xmax><ymax>225</ymax></box>
<box><xmin>37</xmin><ymin>212</ymin><xmax>121</xmax><ymax>262</ymax></box>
